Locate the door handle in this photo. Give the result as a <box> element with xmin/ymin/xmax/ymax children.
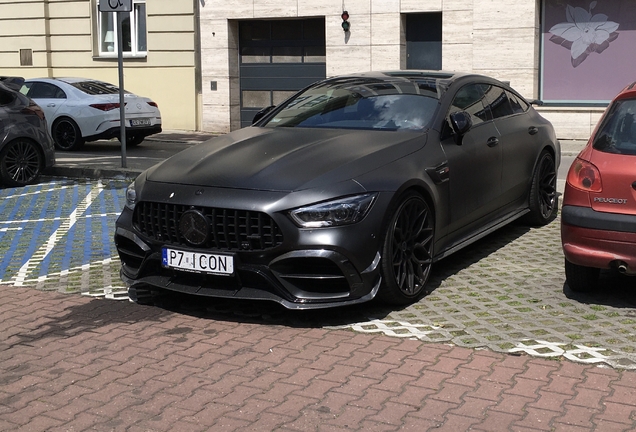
<box><xmin>528</xmin><ymin>126</ymin><xmax>539</xmax><ymax>135</ymax></box>
<box><xmin>47</xmin><ymin>103</ymin><xmax>56</xmax><ymax>107</ymax></box>
<box><xmin>487</xmin><ymin>137</ymin><xmax>499</xmax><ymax>147</ymax></box>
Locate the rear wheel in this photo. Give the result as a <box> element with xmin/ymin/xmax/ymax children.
<box><xmin>523</xmin><ymin>151</ymin><xmax>557</xmax><ymax>226</ymax></box>
<box><xmin>0</xmin><ymin>139</ymin><xmax>43</xmax><ymax>187</ymax></box>
<box><xmin>378</xmin><ymin>192</ymin><xmax>435</xmax><ymax>305</ymax></box>
<box><xmin>564</xmin><ymin>259</ymin><xmax>599</xmax><ymax>292</ymax></box>
<box><xmin>52</xmin><ymin>118</ymin><xmax>85</xmax><ymax>151</ymax></box>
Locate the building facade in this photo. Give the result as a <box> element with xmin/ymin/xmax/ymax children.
<box><xmin>0</xmin><ymin>0</ymin><xmax>200</xmax><ymax>131</ymax></box>
<box><xmin>200</xmin><ymin>0</ymin><xmax>635</xmax><ymax>140</ymax></box>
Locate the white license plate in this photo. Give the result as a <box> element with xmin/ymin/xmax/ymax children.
<box><xmin>162</xmin><ymin>248</ymin><xmax>234</xmax><ymax>275</ymax></box>
<box><xmin>131</xmin><ymin>118</ymin><xmax>151</xmax><ymax>126</ymax></box>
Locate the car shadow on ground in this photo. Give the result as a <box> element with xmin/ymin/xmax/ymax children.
<box><xmin>563</xmin><ymin>272</ymin><xmax>636</xmax><ymax>310</ymax></box>
<box><xmin>140</xmin><ymin>220</ymin><xmax>534</xmax><ymax>328</ymax></box>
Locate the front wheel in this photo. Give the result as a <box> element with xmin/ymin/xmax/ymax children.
<box><xmin>378</xmin><ymin>192</ymin><xmax>435</xmax><ymax>305</ymax></box>
<box><xmin>523</xmin><ymin>150</ymin><xmax>557</xmax><ymax>226</ymax></box>
<box><xmin>0</xmin><ymin>139</ymin><xmax>43</xmax><ymax>187</ymax></box>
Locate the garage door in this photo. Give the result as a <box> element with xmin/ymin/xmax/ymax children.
<box><xmin>239</xmin><ymin>18</ymin><xmax>326</xmax><ymax>127</ymax></box>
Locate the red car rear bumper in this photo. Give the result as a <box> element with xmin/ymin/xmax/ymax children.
<box><xmin>562</xmin><ymin>206</ymin><xmax>636</xmax><ymax>275</ymax></box>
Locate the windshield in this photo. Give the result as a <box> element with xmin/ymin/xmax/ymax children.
<box><xmin>262</xmin><ymin>78</ymin><xmax>440</xmax><ymax>131</ymax></box>
<box><xmin>593</xmin><ymin>98</ymin><xmax>636</xmax><ymax>156</ymax></box>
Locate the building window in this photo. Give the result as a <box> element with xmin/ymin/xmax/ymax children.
<box><xmin>540</xmin><ymin>0</ymin><xmax>636</xmax><ymax>104</ymax></box>
<box><xmin>405</xmin><ymin>13</ymin><xmax>442</xmax><ymax>70</ymax></box>
<box><xmin>96</xmin><ymin>0</ymin><xmax>147</xmax><ymax>58</ymax></box>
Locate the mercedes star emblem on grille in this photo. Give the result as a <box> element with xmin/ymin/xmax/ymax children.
<box><xmin>178</xmin><ymin>210</ymin><xmax>209</xmax><ymax>246</ymax></box>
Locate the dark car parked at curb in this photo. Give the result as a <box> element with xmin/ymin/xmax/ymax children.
<box><xmin>115</xmin><ymin>71</ymin><xmax>560</xmax><ymax>309</ymax></box>
<box><xmin>562</xmin><ymin>81</ymin><xmax>636</xmax><ymax>292</ymax></box>
<box><xmin>0</xmin><ymin>76</ymin><xmax>55</xmax><ymax>187</ymax></box>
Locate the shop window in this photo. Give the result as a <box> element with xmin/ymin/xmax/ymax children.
<box><xmin>96</xmin><ymin>0</ymin><xmax>147</xmax><ymax>58</ymax></box>
<box><xmin>540</xmin><ymin>0</ymin><xmax>635</xmax><ymax>104</ymax></box>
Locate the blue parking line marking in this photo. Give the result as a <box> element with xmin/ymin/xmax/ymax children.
<box><xmin>0</xmin><ymin>179</ymin><xmax>128</xmax><ymax>291</ymax></box>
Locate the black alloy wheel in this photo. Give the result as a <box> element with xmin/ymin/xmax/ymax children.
<box><xmin>524</xmin><ymin>151</ymin><xmax>557</xmax><ymax>226</ymax></box>
<box><xmin>379</xmin><ymin>192</ymin><xmax>435</xmax><ymax>305</ymax></box>
<box><xmin>0</xmin><ymin>139</ymin><xmax>43</xmax><ymax>187</ymax></box>
<box><xmin>52</xmin><ymin>118</ymin><xmax>85</xmax><ymax>151</ymax></box>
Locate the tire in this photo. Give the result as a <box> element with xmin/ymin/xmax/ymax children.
<box><xmin>564</xmin><ymin>259</ymin><xmax>599</xmax><ymax>293</ymax></box>
<box><xmin>0</xmin><ymin>139</ymin><xmax>43</xmax><ymax>187</ymax></box>
<box><xmin>378</xmin><ymin>191</ymin><xmax>435</xmax><ymax>305</ymax></box>
<box><xmin>52</xmin><ymin>118</ymin><xmax>85</xmax><ymax>151</ymax></box>
<box><xmin>523</xmin><ymin>150</ymin><xmax>558</xmax><ymax>226</ymax></box>
<box><xmin>118</xmin><ymin>135</ymin><xmax>145</xmax><ymax>147</ymax></box>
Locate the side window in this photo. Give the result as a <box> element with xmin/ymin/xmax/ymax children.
<box><xmin>481</xmin><ymin>85</ymin><xmax>513</xmax><ymax>119</ymax></box>
<box><xmin>506</xmin><ymin>90</ymin><xmax>529</xmax><ymax>114</ymax></box>
<box><xmin>0</xmin><ymin>88</ymin><xmax>14</xmax><ymax>106</ymax></box>
<box><xmin>27</xmin><ymin>83</ymin><xmax>66</xmax><ymax>99</ymax></box>
<box><xmin>448</xmin><ymin>84</ymin><xmax>491</xmax><ymax>126</ymax></box>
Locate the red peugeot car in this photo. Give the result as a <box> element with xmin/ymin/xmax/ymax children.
<box><xmin>561</xmin><ymin>82</ymin><xmax>636</xmax><ymax>292</ymax></box>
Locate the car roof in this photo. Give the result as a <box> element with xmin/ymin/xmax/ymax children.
<box><xmin>615</xmin><ymin>81</ymin><xmax>636</xmax><ymax>101</ymax></box>
<box><xmin>25</xmin><ymin>77</ymin><xmax>109</xmax><ymax>85</ymax></box>
<box><xmin>319</xmin><ymin>70</ymin><xmax>511</xmax><ymax>98</ymax></box>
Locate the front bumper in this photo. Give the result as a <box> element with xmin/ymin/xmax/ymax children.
<box><xmin>561</xmin><ymin>205</ymin><xmax>636</xmax><ymax>275</ymax></box>
<box><xmin>114</xmin><ymin>183</ymin><xmax>393</xmax><ymax>309</ymax></box>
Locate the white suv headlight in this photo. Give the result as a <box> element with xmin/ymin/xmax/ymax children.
<box><xmin>289</xmin><ymin>193</ymin><xmax>377</xmax><ymax>228</ymax></box>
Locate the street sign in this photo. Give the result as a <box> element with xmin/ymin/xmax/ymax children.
<box><xmin>99</xmin><ymin>0</ymin><xmax>132</xmax><ymax>13</ymax></box>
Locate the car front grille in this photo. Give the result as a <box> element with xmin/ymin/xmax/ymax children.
<box><xmin>133</xmin><ymin>201</ymin><xmax>284</xmax><ymax>251</ymax></box>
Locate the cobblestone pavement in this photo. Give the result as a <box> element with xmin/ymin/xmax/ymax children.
<box><xmin>1</xmin><ymin>178</ymin><xmax>635</xmax><ymax>372</ymax></box>
<box><xmin>2</xmin><ymin>178</ymin><xmax>636</xmax><ymax>431</ymax></box>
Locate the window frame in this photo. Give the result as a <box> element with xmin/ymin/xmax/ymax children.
<box><xmin>96</xmin><ymin>0</ymin><xmax>147</xmax><ymax>59</ymax></box>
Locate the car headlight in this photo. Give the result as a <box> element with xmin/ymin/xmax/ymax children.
<box><xmin>289</xmin><ymin>193</ymin><xmax>377</xmax><ymax>228</ymax></box>
<box><xmin>125</xmin><ymin>182</ymin><xmax>137</xmax><ymax>210</ymax></box>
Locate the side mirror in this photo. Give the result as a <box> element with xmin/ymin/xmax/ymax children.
<box><xmin>252</xmin><ymin>105</ymin><xmax>276</xmax><ymax>125</ymax></box>
<box><xmin>449</xmin><ymin>111</ymin><xmax>472</xmax><ymax>145</ymax></box>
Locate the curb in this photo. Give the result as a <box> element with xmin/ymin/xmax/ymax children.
<box><xmin>44</xmin><ymin>166</ymin><xmax>142</xmax><ymax>181</ymax></box>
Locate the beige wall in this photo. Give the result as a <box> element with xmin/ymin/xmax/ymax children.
<box><xmin>0</xmin><ymin>0</ymin><xmax>200</xmax><ymax>131</ymax></box>
<box><xmin>199</xmin><ymin>0</ymin><xmax>597</xmax><ymax>139</ymax></box>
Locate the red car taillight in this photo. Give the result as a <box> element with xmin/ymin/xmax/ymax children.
<box><xmin>89</xmin><ymin>102</ymin><xmax>126</xmax><ymax>111</ymax></box>
<box><xmin>147</xmin><ymin>101</ymin><xmax>158</xmax><ymax>108</ymax></box>
<box><xmin>566</xmin><ymin>158</ymin><xmax>602</xmax><ymax>192</ymax></box>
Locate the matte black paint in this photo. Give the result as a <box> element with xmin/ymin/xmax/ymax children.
<box><xmin>115</xmin><ymin>71</ymin><xmax>560</xmax><ymax>309</ymax></box>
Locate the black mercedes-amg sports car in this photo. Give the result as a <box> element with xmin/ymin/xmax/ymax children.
<box><xmin>115</xmin><ymin>71</ymin><xmax>560</xmax><ymax>309</ymax></box>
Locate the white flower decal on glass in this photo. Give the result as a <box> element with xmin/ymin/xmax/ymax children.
<box><xmin>548</xmin><ymin>1</ymin><xmax>619</xmax><ymax>67</ymax></box>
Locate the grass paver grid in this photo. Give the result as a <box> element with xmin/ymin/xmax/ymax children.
<box><xmin>0</xmin><ymin>179</ymin><xmax>635</xmax><ymax>368</ymax></box>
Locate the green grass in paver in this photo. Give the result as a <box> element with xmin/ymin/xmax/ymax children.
<box><xmin>516</xmin><ymin>307</ymin><xmax>533</xmax><ymax>312</ymax></box>
<box><xmin>567</xmin><ymin>334</ymin><xmax>584</xmax><ymax>340</ymax></box>
<box><xmin>583</xmin><ymin>314</ymin><xmax>599</xmax><ymax>320</ymax></box>
<box><xmin>498</xmin><ymin>342</ymin><xmax>515</xmax><ymax>350</ymax></box>
<box><xmin>620</xmin><ymin>319</ymin><xmax>636</xmax><ymax>325</ymax></box>
<box><xmin>531</xmin><ymin>329</ymin><xmax>549</xmax><ymax>336</ymax></box>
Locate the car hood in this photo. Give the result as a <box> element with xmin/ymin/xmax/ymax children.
<box><xmin>146</xmin><ymin>127</ymin><xmax>426</xmax><ymax>191</ymax></box>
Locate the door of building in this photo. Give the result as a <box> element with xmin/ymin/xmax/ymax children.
<box><xmin>239</xmin><ymin>18</ymin><xmax>327</xmax><ymax>127</ymax></box>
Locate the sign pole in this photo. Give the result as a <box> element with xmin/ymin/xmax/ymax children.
<box><xmin>116</xmin><ymin>11</ymin><xmax>127</xmax><ymax>168</ymax></box>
